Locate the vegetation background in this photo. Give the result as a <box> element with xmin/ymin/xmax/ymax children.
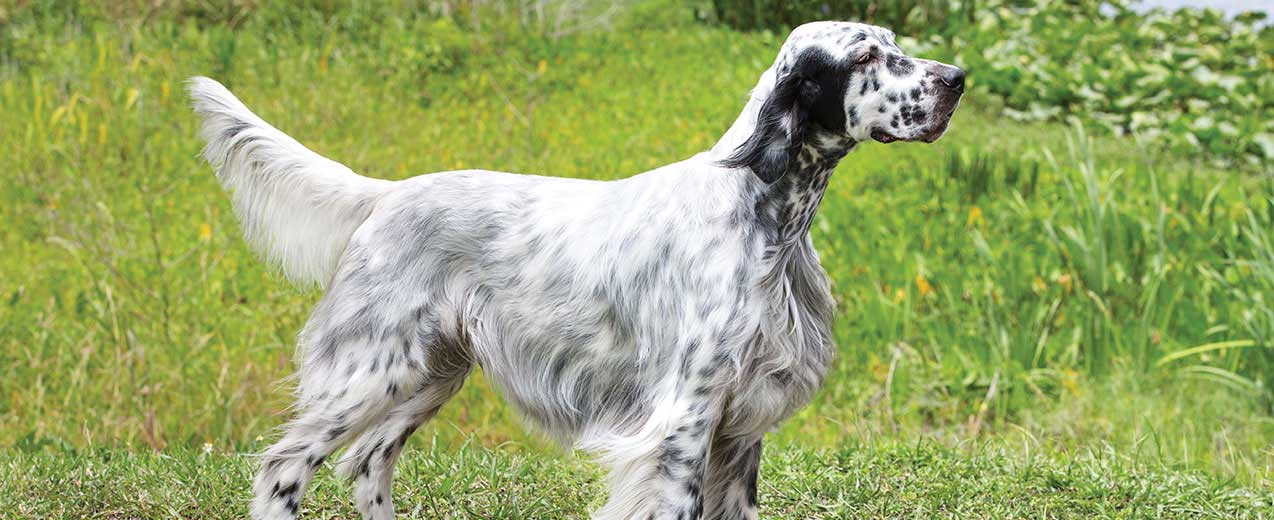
<box><xmin>0</xmin><ymin>0</ymin><xmax>1271</xmax><ymax>517</ymax></box>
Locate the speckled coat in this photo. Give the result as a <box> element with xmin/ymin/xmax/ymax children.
<box><xmin>191</xmin><ymin>20</ymin><xmax>964</xmax><ymax>520</ymax></box>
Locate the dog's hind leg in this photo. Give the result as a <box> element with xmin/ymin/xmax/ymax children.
<box><xmin>250</xmin><ymin>324</ymin><xmax>428</xmax><ymax>519</ymax></box>
<box><xmin>336</xmin><ymin>371</ymin><xmax>469</xmax><ymax>520</ymax></box>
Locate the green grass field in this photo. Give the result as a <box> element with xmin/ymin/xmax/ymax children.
<box><xmin>1</xmin><ymin>1</ymin><xmax>1272</xmax><ymax>516</ymax></box>
<box><xmin>3</xmin><ymin>441</ymin><xmax>1270</xmax><ymax>519</ymax></box>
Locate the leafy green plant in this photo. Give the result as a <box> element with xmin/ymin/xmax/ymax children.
<box><xmin>706</xmin><ymin>0</ymin><xmax>1274</xmax><ymax>168</ymax></box>
<box><xmin>1186</xmin><ymin>192</ymin><xmax>1274</xmax><ymax>408</ymax></box>
<box><xmin>705</xmin><ymin>0</ymin><xmax>972</xmax><ymax>35</ymax></box>
<box><xmin>956</xmin><ymin>2</ymin><xmax>1273</xmax><ymax>168</ymax></box>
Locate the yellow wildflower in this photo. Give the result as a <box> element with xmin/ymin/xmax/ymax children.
<box><xmin>967</xmin><ymin>205</ymin><xmax>983</xmax><ymax>227</ymax></box>
<box><xmin>868</xmin><ymin>353</ymin><xmax>888</xmax><ymax>383</ymax></box>
<box><xmin>916</xmin><ymin>274</ymin><xmax>933</xmax><ymax>296</ymax></box>
<box><xmin>1061</xmin><ymin>369</ymin><xmax>1079</xmax><ymax>395</ymax></box>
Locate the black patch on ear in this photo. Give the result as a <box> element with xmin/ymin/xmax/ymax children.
<box><xmin>720</xmin><ymin>48</ymin><xmax>849</xmax><ymax>183</ymax></box>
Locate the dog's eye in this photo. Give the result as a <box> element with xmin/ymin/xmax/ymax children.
<box><xmin>856</xmin><ymin>52</ymin><xmax>874</xmax><ymax>65</ymax></box>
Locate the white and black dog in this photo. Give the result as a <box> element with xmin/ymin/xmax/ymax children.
<box><xmin>191</xmin><ymin>21</ymin><xmax>962</xmax><ymax>520</ymax></box>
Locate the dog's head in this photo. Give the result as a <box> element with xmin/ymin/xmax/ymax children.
<box><xmin>724</xmin><ymin>21</ymin><xmax>964</xmax><ymax>182</ymax></box>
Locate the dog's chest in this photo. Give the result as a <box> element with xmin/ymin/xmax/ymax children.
<box><xmin>724</xmin><ymin>256</ymin><xmax>836</xmax><ymax>436</ymax></box>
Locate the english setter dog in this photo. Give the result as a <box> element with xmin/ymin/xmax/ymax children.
<box><xmin>190</xmin><ymin>21</ymin><xmax>963</xmax><ymax>520</ymax></box>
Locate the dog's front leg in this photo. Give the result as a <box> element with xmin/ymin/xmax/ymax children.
<box><xmin>702</xmin><ymin>435</ymin><xmax>762</xmax><ymax>520</ymax></box>
<box><xmin>650</xmin><ymin>411</ymin><xmax>715</xmax><ymax>519</ymax></box>
<box><xmin>594</xmin><ymin>395</ymin><xmax>721</xmax><ymax>520</ymax></box>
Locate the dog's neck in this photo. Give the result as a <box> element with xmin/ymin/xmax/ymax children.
<box><xmin>751</xmin><ymin>134</ymin><xmax>854</xmax><ymax>247</ymax></box>
<box><xmin>711</xmin><ymin>83</ymin><xmax>857</xmax><ymax>248</ymax></box>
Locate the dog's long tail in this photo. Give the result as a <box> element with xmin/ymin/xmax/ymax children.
<box><xmin>189</xmin><ymin>77</ymin><xmax>392</xmax><ymax>288</ymax></box>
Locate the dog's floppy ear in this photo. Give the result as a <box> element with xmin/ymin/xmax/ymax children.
<box><xmin>720</xmin><ymin>62</ymin><xmax>822</xmax><ymax>183</ymax></box>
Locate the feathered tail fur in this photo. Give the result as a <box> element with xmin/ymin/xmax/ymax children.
<box><xmin>189</xmin><ymin>77</ymin><xmax>392</xmax><ymax>288</ymax></box>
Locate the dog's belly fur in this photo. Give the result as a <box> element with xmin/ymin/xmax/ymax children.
<box><xmin>316</xmin><ymin>162</ymin><xmax>834</xmax><ymax>445</ymax></box>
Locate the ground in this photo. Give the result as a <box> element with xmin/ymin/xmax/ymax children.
<box><xmin>3</xmin><ymin>441</ymin><xmax>1268</xmax><ymax>519</ymax></box>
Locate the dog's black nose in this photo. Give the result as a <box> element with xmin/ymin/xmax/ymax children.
<box><xmin>939</xmin><ymin>67</ymin><xmax>965</xmax><ymax>92</ymax></box>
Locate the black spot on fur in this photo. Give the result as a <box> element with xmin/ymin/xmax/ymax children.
<box><xmin>886</xmin><ymin>54</ymin><xmax>915</xmax><ymax>76</ymax></box>
<box><xmin>273</xmin><ymin>481</ymin><xmax>298</xmax><ymax>499</ymax></box>
<box><xmin>396</xmin><ymin>427</ymin><xmax>415</xmax><ymax>448</ymax></box>
<box><xmin>745</xmin><ymin>441</ymin><xmax>762</xmax><ymax>507</ymax></box>
<box><xmin>222</xmin><ymin>122</ymin><xmax>260</xmax><ymax>158</ymax></box>
<box><xmin>306</xmin><ymin>454</ymin><xmax>326</xmax><ymax>469</ymax></box>
<box><xmin>221</xmin><ymin>122</ymin><xmax>251</xmax><ymax>140</ymax></box>
<box><xmin>679</xmin><ymin>339</ymin><xmax>701</xmax><ymax>379</ymax></box>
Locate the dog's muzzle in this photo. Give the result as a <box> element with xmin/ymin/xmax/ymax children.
<box><xmin>919</xmin><ymin>64</ymin><xmax>964</xmax><ymax>142</ymax></box>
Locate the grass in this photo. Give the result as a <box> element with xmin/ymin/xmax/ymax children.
<box><xmin>1</xmin><ymin>0</ymin><xmax>1272</xmax><ymax>515</ymax></box>
<box><xmin>3</xmin><ymin>439</ymin><xmax>1270</xmax><ymax>519</ymax></box>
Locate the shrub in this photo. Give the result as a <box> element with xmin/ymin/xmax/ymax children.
<box><xmin>705</xmin><ymin>0</ymin><xmax>1274</xmax><ymax>168</ymax></box>
<box><xmin>705</xmin><ymin>0</ymin><xmax>972</xmax><ymax>35</ymax></box>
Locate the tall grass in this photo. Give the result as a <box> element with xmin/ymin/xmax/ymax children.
<box><xmin>0</xmin><ymin>0</ymin><xmax>1270</xmax><ymax>483</ymax></box>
